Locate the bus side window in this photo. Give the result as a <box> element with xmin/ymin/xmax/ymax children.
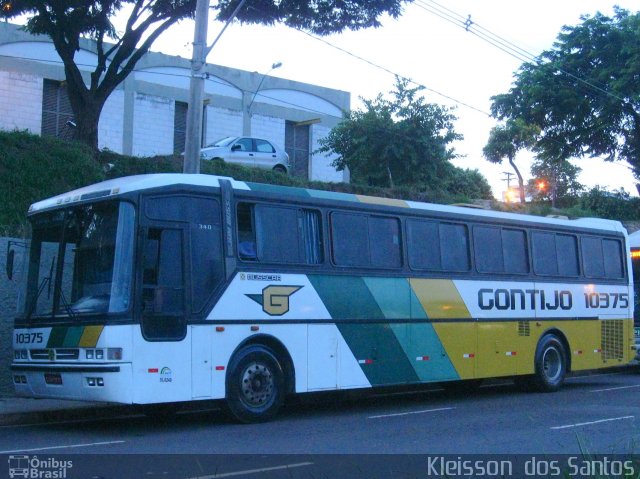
<box><xmin>237</xmin><ymin>203</ymin><xmax>257</xmax><ymax>261</ymax></box>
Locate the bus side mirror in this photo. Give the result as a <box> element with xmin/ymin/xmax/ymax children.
<box><xmin>6</xmin><ymin>248</ymin><xmax>14</xmax><ymax>280</ymax></box>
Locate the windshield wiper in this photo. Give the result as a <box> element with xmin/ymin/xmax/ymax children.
<box><xmin>59</xmin><ymin>289</ymin><xmax>79</xmax><ymax>321</ymax></box>
<box><xmin>25</xmin><ymin>256</ymin><xmax>55</xmax><ymax>321</ymax></box>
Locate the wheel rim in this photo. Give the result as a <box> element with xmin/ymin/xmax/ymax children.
<box><xmin>542</xmin><ymin>346</ymin><xmax>562</xmax><ymax>382</ymax></box>
<box><xmin>240</xmin><ymin>361</ymin><xmax>275</xmax><ymax>408</ymax></box>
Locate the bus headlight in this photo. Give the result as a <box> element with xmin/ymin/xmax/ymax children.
<box><xmin>14</xmin><ymin>350</ymin><xmax>28</xmax><ymax>360</ymax></box>
<box><xmin>107</xmin><ymin>348</ymin><xmax>122</xmax><ymax>360</ymax></box>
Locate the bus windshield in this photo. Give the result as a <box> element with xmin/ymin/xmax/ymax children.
<box><xmin>25</xmin><ymin>201</ymin><xmax>135</xmax><ymax>320</ymax></box>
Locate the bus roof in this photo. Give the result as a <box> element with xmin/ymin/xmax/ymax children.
<box><xmin>29</xmin><ymin>173</ymin><xmax>626</xmax><ymax>235</ymax></box>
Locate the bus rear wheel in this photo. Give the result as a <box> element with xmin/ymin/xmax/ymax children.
<box><xmin>226</xmin><ymin>345</ymin><xmax>285</xmax><ymax>423</ymax></box>
<box><xmin>531</xmin><ymin>335</ymin><xmax>567</xmax><ymax>392</ymax></box>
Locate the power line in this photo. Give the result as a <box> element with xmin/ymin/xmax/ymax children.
<box><xmin>414</xmin><ymin>0</ymin><xmax>630</xmax><ymax>106</ymax></box>
<box><xmin>243</xmin><ymin>5</ymin><xmax>491</xmax><ymax>117</ymax></box>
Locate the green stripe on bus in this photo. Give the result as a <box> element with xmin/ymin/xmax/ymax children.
<box><xmin>337</xmin><ymin>322</ymin><xmax>420</xmax><ymax>386</ymax></box>
<box><xmin>62</xmin><ymin>326</ymin><xmax>84</xmax><ymax>347</ymax></box>
<box><xmin>308</xmin><ymin>275</ymin><xmax>384</xmax><ymax>320</ymax></box>
<box><xmin>363</xmin><ymin>277</ymin><xmax>412</xmax><ymax>319</ymax></box>
<box><xmin>402</xmin><ymin>323</ymin><xmax>460</xmax><ymax>382</ymax></box>
<box><xmin>246</xmin><ymin>182</ymin><xmax>312</xmax><ymax>197</ymax></box>
<box><xmin>46</xmin><ymin>327</ymin><xmax>67</xmax><ymax>348</ymax></box>
<box><xmin>306</xmin><ymin>189</ymin><xmax>359</xmax><ymax>202</ymax></box>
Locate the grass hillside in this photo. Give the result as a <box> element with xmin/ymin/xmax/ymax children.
<box><xmin>1</xmin><ymin>130</ymin><xmax>638</xmax><ymax>236</ymax></box>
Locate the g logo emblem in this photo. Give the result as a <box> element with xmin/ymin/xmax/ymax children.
<box><xmin>246</xmin><ymin>285</ymin><xmax>303</xmax><ymax>316</ymax></box>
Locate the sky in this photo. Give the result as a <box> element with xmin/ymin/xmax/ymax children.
<box><xmin>137</xmin><ymin>1</ymin><xmax>638</xmax><ymax>198</ymax></box>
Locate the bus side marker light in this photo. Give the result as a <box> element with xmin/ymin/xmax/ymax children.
<box><xmin>505</xmin><ymin>351</ymin><xmax>517</xmax><ymax>356</ymax></box>
<box><xmin>463</xmin><ymin>353</ymin><xmax>475</xmax><ymax>359</ymax></box>
<box><xmin>416</xmin><ymin>356</ymin><xmax>430</xmax><ymax>361</ymax></box>
<box><xmin>216</xmin><ymin>327</ymin><xmax>225</xmax><ymax>332</ymax></box>
<box><xmin>215</xmin><ymin>366</ymin><xmax>225</xmax><ymax>371</ymax></box>
<box><xmin>148</xmin><ymin>368</ymin><xmax>159</xmax><ymax>373</ymax></box>
<box><xmin>250</xmin><ymin>326</ymin><xmax>259</xmax><ymax>332</ymax></box>
<box><xmin>358</xmin><ymin>359</ymin><xmax>374</xmax><ymax>365</ymax></box>
<box><xmin>575</xmin><ymin>350</ymin><xmax>583</xmax><ymax>355</ymax></box>
<box><xmin>594</xmin><ymin>349</ymin><xmax>602</xmax><ymax>353</ymax></box>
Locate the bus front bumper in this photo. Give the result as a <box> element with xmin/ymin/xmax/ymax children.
<box><xmin>11</xmin><ymin>362</ymin><xmax>133</xmax><ymax>404</ymax></box>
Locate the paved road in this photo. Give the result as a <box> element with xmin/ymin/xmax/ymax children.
<box><xmin>1</xmin><ymin>368</ymin><xmax>639</xmax><ymax>477</ymax></box>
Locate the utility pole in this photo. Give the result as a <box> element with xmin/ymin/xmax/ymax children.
<box><xmin>183</xmin><ymin>0</ymin><xmax>248</xmax><ymax>174</ymax></box>
<box><xmin>501</xmin><ymin>171</ymin><xmax>515</xmax><ymax>190</ymax></box>
<box><xmin>183</xmin><ymin>0</ymin><xmax>209</xmax><ymax>174</ymax></box>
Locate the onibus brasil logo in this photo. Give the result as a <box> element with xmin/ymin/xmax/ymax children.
<box><xmin>246</xmin><ymin>285</ymin><xmax>303</xmax><ymax>316</ymax></box>
<box><xmin>8</xmin><ymin>455</ymin><xmax>72</xmax><ymax>478</ymax></box>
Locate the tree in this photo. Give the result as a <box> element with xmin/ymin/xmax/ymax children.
<box><xmin>1</xmin><ymin>0</ymin><xmax>412</xmax><ymax>151</ymax></box>
<box><xmin>442</xmin><ymin>166</ymin><xmax>493</xmax><ymax>200</ymax></box>
<box><xmin>528</xmin><ymin>157</ymin><xmax>583</xmax><ymax>208</ymax></box>
<box><xmin>482</xmin><ymin>118</ymin><xmax>539</xmax><ymax>203</ymax></box>
<box><xmin>490</xmin><ymin>8</ymin><xmax>640</xmax><ymax>194</ymax></box>
<box><xmin>317</xmin><ymin>77</ymin><xmax>462</xmax><ymax>188</ymax></box>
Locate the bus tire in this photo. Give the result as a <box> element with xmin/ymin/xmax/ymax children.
<box><xmin>226</xmin><ymin>345</ymin><xmax>285</xmax><ymax>423</ymax></box>
<box><xmin>531</xmin><ymin>335</ymin><xmax>567</xmax><ymax>392</ymax></box>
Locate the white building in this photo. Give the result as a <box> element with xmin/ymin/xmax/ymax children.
<box><xmin>0</xmin><ymin>22</ymin><xmax>350</xmax><ymax>182</ymax></box>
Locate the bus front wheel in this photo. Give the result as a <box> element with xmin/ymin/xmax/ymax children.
<box><xmin>226</xmin><ymin>345</ymin><xmax>285</xmax><ymax>423</ymax></box>
<box><xmin>531</xmin><ymin>335</ymin><xmax>567</xmax><ymax>392</ymax></box>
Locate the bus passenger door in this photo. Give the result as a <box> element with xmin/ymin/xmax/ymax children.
<box><xmin>135</xmin><ymin>226</ymin><xmax>191</xmax><ymax>403</ymax></box>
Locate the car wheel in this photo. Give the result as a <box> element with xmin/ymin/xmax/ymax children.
<box><xmin>273</xmin><ymin>165</ymin><xmax>287</xmax><ymax>174</ymax></box>
<box><xmin>226</xmin><ymin>345</ymin><xmax>285</xmax><ymax>423</ymax></box>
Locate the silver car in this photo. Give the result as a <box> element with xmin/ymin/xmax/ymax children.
<box><xmin>200</xmin><ymin>136</ymin><xmax>290</xmax><ymax>173</ymax></box>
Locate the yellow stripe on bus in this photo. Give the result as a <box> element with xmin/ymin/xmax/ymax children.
<box><xmin>355</xmin><ymin>195</ymin><xmax>409</xmax><ymax>208</ymax></box>
<box><xmin>409</xmin><ymin>279</ymin><xmax>471</xmax><ymax>319</ymax></box>
<box><xmin>78</xmin><ymin>325</ymin><xmax>104</xmax><ymax>348</ymax></box>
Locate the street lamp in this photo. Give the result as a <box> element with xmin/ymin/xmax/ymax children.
<box><xmin>247</xmin><ymin>62</ymin><xmax>283</xmax><ymax>115</ymax></box>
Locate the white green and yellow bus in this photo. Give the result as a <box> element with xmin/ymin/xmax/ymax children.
<box><xmin>8</xmin><ymin>174</ymin><xmax>635</xmax><ymax>422</ymax></box>
<box><xmin>630</xmin><ymin>230</ymin><xmax>640</xmax><ymax>357</ymax></box>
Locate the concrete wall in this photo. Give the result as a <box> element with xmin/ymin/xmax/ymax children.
<box><xmin>132</xmin><ymin>93</ymin><xmax>175</xmax><ymax>157</ymax></box>
<box><xmin>0</xmin><ymin>71</ymin><xmax>42</xmax><ymax>134</ymax></box>
<box><xmin>0</xmin><ymin>22</ymin><xmax>351</xmax><ymax>182</ymax></box>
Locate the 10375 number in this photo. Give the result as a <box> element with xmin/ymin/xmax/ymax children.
<box><xmin>584</xmin><ymin>292</ymin><xmax>629</xmax><ymax>309</ymax></box>
<box><xmin>14</xmin><ymin>332</ymin><xmax>44</xmax><ymax>345</ymax></box>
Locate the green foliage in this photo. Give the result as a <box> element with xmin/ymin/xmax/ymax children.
<box><xmin>528</xmin><ymin>157</ymin><xmax>584</xmax><ymax>207</ymax></box>
<box><xmin>440</xmin><ymin>166</ymin><xmax>493</xmax><ymax>200</ymax></box>
<box><xmin>483</xmin><ymin>118</ymin><xmax>540</xmax><ymax>203</ymax></box>
<box><xmin>0</xmin><ymin>131</ymin><xmax>497</xmax><ymax>235</ymax></box>
<box><xmin>578</xmin><ymin>186</ymin><xmax>640</xmax><ymax>221</ymax></box>
<box><xmin>490</xmin><ymin>7</ymin><xmax>640</xmax><ymax>189</ymax></box>
<box><xmin>0</xmin><ymin>130</ymin><xmax>104</xmax><ymax>234</ymax></box>
<box><xmin>317</xmin><ymin>77</ymin><xmax>463</xmax><ymax>190</ymax></box>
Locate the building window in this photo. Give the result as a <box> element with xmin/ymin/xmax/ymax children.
<box><xmin>173</xmin><ymin>101</ymin><xmax>188</xmax><ymax>154</ymax></box>
<box><xmin>42</xmin><ymin>79</ymin><xmax>75</xmax><ymax>140</ymax></box>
